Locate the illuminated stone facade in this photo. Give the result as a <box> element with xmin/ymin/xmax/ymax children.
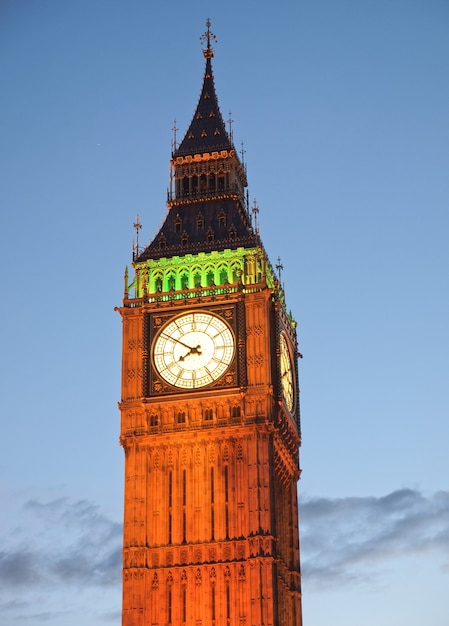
<box><xmin>117</xmin><ymin>22</ymin><xmax>303</xmax><ymax>626</ymax></box>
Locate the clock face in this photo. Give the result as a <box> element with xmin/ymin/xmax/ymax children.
<box><xmin>280</xmin><ymin>333</ymin><xmax>294</xmax><ymax>412</ymax></box>
<box><xmin>153</xmin><ymin>311</ymin><xmax>235</xmax><ymax>389</ymax></box>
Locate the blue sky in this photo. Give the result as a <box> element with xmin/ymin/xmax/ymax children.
<box><xmin>1</xmin><ymin>1</ymin><xmax>448</xmax><ymax>625</ymax></box>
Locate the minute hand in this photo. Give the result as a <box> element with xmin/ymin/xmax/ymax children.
<box><xmin>160</xmin><ymin>332</ymin><xmax>197</xmax><ymax>351</ymax></box>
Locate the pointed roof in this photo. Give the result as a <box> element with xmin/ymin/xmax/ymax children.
<box><xmin>174</xmin><ymin>24</ymin><xmax>234</xmax><ymax>157</ymax></box>
<box><xmin>135</xmin><ymin>21</ymin><xmax>259</xmax><ymax>263</ymax></box>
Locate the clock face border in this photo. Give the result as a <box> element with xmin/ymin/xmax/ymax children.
<box><xmin>145</xmin><ymin>305</ymin><xmax>240</xmax><ymax>396</ymax></box>
<box><xmin>279</xmin><ymin>331</ymin><xmax>296</xmax><ymax>414</ymax></box>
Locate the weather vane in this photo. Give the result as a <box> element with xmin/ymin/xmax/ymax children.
<box><xmin>200</xmin><ymin>18</ymin><xmax>217</xmax><ymax>58</ymax></box>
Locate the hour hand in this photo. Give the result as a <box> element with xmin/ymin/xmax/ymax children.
<box><xmin>179</xmin><ymin>345</ymin><xmax>202</xmax><ymax>361</ymax></box>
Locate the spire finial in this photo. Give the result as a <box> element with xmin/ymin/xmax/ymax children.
<box><xmin>252</xmin><ymin>199</ymin><xmax>259</xmax><ymax>234</ymax></box>
<box><xmin>200</xmin><ymin>18</ymin><xmax>216</xmax><ymax>58</ymax></box>
<box><xmin>133</xmin><ymin>214</ymin><xmax>142</xmax><ymax>259</ymax></box>
<box><xmin>276</xmin><ymin>256</ymin><xmax>284</xmax><ymax>282</ymax></box>
<box><xmin>171</xmin><ymin>118</ymin><xmax>179</xmax><ymax>152</ymax></box>
<box><xmin>227</xmin><ymin>111</ymin><xmax>234</xmax><ymax>142</ymax></box>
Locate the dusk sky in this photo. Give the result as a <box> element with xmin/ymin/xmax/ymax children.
<box><xmin>1</xmin><ymin>1</ymin><xmax>448</xmax><ymax>625</ymax></box>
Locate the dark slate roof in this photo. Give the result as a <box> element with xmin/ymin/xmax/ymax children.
<box><xmin>174</xmin><ymin>56</ymin><xmax>234</xmax><ymax>157</ymax></box>
<box><xmin>135</xmin><ymin>197</ymin><xmax>260</xmax><ymax>262</ymax></box>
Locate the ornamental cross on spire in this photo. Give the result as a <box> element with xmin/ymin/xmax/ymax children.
<box><xmin>200</xmin><ymin>18</ymin><xmax>216</xmax><ymax>58</ymax></box>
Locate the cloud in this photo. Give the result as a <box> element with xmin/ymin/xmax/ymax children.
<box><xmin>1</xmin><ymin>488</ymin><xmax>448</xmax><ymax>622</ymax></box>
<box><xmin>0</xmin><ymin>497</ymin><xmax>122</xmax><ymax>590</ymax></box>
<box><xmin>299</xmin><ymin>488</ymin><xmax>449</xmax><ymax>588</ymax></box>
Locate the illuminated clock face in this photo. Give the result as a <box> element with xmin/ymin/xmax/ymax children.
<box><xmin>153</xmin><ymin>311</ymin><xmax>235</xmax><ymax>389</ymax></box>
<box><xmin>280</xmin><ymin>333</ymin><xmax>294</xmax><ymax>412</ymax></box>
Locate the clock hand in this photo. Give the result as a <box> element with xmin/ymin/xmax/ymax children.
<box><xmin>179</xmin><ymin>345</ymin><xmax>202</xmax><ymax>362</ymax></box>
<box><xmin>160</xmin><ymin>332</ymin><xmax>196</xmax><ymax>352</ymax></box>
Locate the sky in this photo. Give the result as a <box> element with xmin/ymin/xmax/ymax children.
<box><xmin>1</xmin><ymin>0</ymin><xmax>448</xmax><ymax>624</ymax></box>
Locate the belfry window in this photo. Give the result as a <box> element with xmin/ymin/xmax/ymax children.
<box><xmin>180</xmin><ymin>273</ymin><xmax>189</xmax><ymax>289</ymax></box>
<box><xmin>167</xmin><ymin>274</ymin><xmax>176</xmax><ymax>291</ymax></box>
<box><xmin>219</xmin><ymin>268</ymin><xmax>228</xmax><ymax>284</ymax></box>
<box><xmin>194</xmin><ymin>272</ymin><xmax>202</xmax><ymax>288</ymax></box>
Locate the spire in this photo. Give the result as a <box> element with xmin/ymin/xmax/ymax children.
<box><xmin>174</xmin><ymin>20</ymin><xmax>234</xmax><ymax>157</ymax></box>
<box><xmin>135</xmin><ymin>21</ymin><xmax>256</xmax><ymax>263</ymax></box>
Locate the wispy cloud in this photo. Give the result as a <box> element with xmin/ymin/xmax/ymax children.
<box><xmin>0</xmin><ymin>497</ymin><xmax>121</xmax><ymax>590</ymax></box>
<box><xmin>1</xmin><ymin>488</ymin><xmax>447</xmax><ymax>623</ymax></box>
<box><xmin>300</xmin><ymin>488</ymin><xmax>449</xmax><ymax>588</ymax></box>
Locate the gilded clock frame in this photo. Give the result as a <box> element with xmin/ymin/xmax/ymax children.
<box><xmin>143</xmin><ymin>302</ymin><xmax>245</xmax><ymax>396</ymax></box>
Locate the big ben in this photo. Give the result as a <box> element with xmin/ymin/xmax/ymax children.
<box><xmin>117</xmin><ymin>21</ymin><xmax>303</xmax><ymax>626</ymax></box>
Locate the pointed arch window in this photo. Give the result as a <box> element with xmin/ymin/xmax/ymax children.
<box><xmin>206</xmin><ymin>269</ymin><xmax>215</xmax><ymax>286</ymax></box>
<box><xmin>174</xmin><ymin>214</ymin><xmax>182</xmax><ymax>233</ymax></box>
<box><xmin>218</xmin><ymin>211</ymin><xmax>226</xmax><ymax>227</ymax></box>
<box><xmin>167</xmin><ymin>274</ymin><xmax>176</xmax><ymax>291</ymax></box>
<box><xmin>204</xmin><ymin>408</ymin><xmax>214</xmax><ymax>421</ymax></box>
<box><xmin>219</xmin><ymin>267</ymin><xmax>228</xmax><ymax>285</ymax></box>
<box><xmin>177</xmin><ymin>411</ymin><xmax>186</xmax><ymax>424</ymax></box>
<box><xmin>230</xmin><ymin>264</ymin><xmax>240</xmax><ymax>284</ymax></box>
<box><xmin>194</xmin><ymin>272</ymin><xmax>202</xmax><ymax>288</ymax></box>
<box><xmin>180</xmin><ymin>273</ymin><xmax>189</xmax><ymax>290</ymax></box>
<box><xmin>149</xmin><ymin>414</ymin><xmax>159</xmax><ymax>426</ymax></box>
<box><xmin>154</xmin><ymin>274</ymin><xmax>163</xmax><ymax>292</ymax></box>
<box><xmin>231</xmin><ymin>405</ymin><xmax>241</xmax><ymax>418</ymax></box>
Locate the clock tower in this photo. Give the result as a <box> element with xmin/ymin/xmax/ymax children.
<box><xmin>117</xmin><ymin>21</ymin><xmax>303</xmax><ymax>626</ymax></box>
